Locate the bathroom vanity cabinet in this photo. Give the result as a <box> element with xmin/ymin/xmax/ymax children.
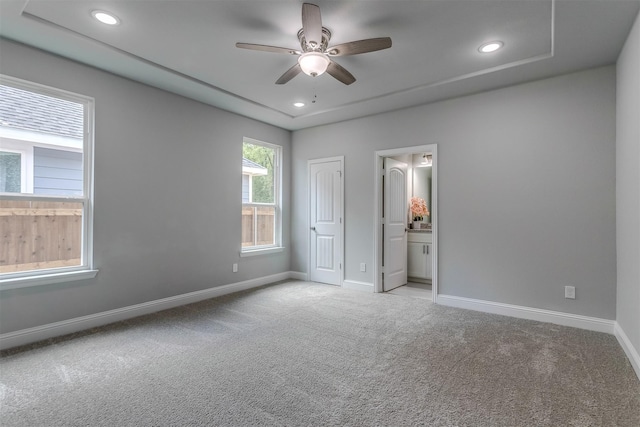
<box><xmin>407</xmin><ymin>231</ymin><xmax>432</xmax><ymax>281</ymax></box>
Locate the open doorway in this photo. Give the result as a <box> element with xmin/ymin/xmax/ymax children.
<box><xmin>373</xmin><ymin>145</ymin><xmax>438</xmax><ymax>302</ymax></box>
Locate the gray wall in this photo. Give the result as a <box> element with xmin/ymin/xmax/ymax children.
<box><xmin>292</xmin><ymin>66</ymin><xmax>617</xmax><ymax>320</ymax></box>
<box><xmin>0</xmin><ymin>40</ymin><xmax>291</xmax><ymax>333</ymax></box>
<box><xmin>0</xmin><ymin>35</ymin><xmax>627</xmax><ymax>336</ymax></box>
<box><xmin>616</xmin><ymin>12</ymin><xmax>640</xmax><ymax>354</ymax></box>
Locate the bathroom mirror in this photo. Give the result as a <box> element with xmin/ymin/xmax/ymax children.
<box><xmin>413</xmin><ymin>165</ymin><xmax>432</xmax><ymax>224</ymax></box>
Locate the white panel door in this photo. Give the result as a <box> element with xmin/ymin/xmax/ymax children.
<box><xmin>383</xmin><ymin>158</ymin><xmax>408</xmax><ymax>291</ymax></box>
<box><xmin>309</xmin><ymin>160</ymin><xmax>342</xmax><ymax>285</ymax></box>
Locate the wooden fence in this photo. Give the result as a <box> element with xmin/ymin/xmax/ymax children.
<box><xmin>0</xmin><ymin>200</ymin><xmax>82</xmax><ymax>273</ymax></box>
<box><xmin>242</xmin><ymin>206</ymin><xmax>275</xmax><ymax>247</ymax></box>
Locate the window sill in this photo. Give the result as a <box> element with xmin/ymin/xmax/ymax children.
<box><xmin>0</xmin><ymin>269</ymin><xmax>99</xmax><ymax>291</ymax></box>
<box><xmin>240</xmin><ymin>247</ymin><xmax>285</xmax><ymax>258</ymax></box>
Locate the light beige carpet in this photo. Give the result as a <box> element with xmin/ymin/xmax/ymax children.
<box><xmin>1</xmin><ymin>280</ymin><xmax>638</xmax><ymax>426</ymax></box>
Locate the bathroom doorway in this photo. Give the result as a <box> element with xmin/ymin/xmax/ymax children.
<box><xmin>373</xmin><ymin>144</ymin><xmax>438</xmax><ymax>302</ymax></box>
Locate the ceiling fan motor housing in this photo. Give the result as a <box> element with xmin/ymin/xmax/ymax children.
<box><xmin>297</xmin><ymin>27</ymin><xmax>332</xmax><ymax>52</ymax></box>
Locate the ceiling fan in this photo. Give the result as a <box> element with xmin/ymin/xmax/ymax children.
<box><xmin>236</xmin><ymin>3</ymin><xmax>392</xmax><ymax>85</ymax></box>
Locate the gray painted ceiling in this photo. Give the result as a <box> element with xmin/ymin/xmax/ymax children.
<box><xmin>1</xmin><ymin>0</ymin><xmax>638</xmax><ymax>130</ymax></box>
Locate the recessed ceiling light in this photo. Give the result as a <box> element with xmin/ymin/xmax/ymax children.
<box><xmin>478</xmin><ymin>41</ymin><xmax>503</xmax><ymax>53</ymax></box>
<box><xmin>91</xmin><ymin>10</ymin><xmax>120</xmax><ymax>26</ymax></box>
<box><xmin>293</xmin><ymin>102</ymin><xmax>305</xmax><ymax>108</ymax></box>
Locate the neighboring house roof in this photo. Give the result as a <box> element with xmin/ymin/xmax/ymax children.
<box><xmin>242</xmin><ymin>158</ymin><xmax>265</xmax><ymax>170</ymax></box>
<box><xmin>242</xmin><ymin>158</ymin><xmax>268</xmax><ymax>176</ymax></box>
<box><xmin>0</xmin><ymin>84</ymin><xmax>83</xmax><ymax>139</ymax></box>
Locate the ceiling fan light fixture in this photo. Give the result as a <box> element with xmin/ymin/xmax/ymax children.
<box><xmin>91</xmin><ymin>10</ymin><xmax>120</xmax><ymax>26</ymax></box>
<box><xmin>478</xmin><ymin>41</ymin><xmax>503</xmax><ymax>53</ymax></box>
<box><xmin>298</xmin><ymin>52</ymin><xmax>330</xmax><ymax>77</ymax></box>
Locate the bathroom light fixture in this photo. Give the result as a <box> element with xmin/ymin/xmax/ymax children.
<box><xmin>293</xmin><ymin>102</ymin><xmax>305</xmax><ymax>108</ymax></box>
<box><xmin>298</xmin><ymin>52</ymin><xmax>330</xmax><ymax>77</ymax></box>
<box><xmin>92</xmin><ymin>10</ymin><xmax>120</xmax><ymax>25</ymax></box>
<box><xmin>478</xmin><ymin>41</ymin><xmax>503</xmax><ymax>53</ymax></box>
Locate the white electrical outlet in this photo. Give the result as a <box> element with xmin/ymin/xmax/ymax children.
<box><xmin>232</xmin><ymin>263</ymin><xmax>238</xmax><ymax>273</ymax></box>
<box><xmin>360</xmin><ymin>263</ymin><xmax>366</xmax><ymax>272</ymax></box>
<box><xmin>565</xmin><ymin>286</ymin><xmax>575</xmax><ymax>299</ymax></box>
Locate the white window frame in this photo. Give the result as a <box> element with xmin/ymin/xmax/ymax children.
<box><xmin>240</xmin><ymin>137</ymin><xmax>283</xmax><ymax>257</ymax></box>
<box><xmin>0</xmin><ymin>75</ymin><xmax>97</xmax><ymax>289</ymax></box>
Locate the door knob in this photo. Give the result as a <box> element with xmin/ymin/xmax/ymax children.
<box><xmin>310</xmin><ymin>226</ymin><xmax>316</xmax><ymax>231</ymax></box>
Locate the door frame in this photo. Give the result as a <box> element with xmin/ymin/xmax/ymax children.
<box><xmin>373</xmin><ymin>145</ymin><xmax>438</xmax><ymax>302</ymax></box>
<box><xmin>308</xmin><ymin>156</ymin><xmax>345</xmax><ymax>287</ymax></box>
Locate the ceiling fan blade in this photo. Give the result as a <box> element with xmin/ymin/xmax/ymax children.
<box><xmin>302</xmin><ymin>3</ymin><xmax>322</xmax><ymax>49</ymax></box>
<box><xmin>236</xmin><ymin>43</ymin><xmax>300</xmax><ymax>55</ymax></box>
<box><xmin>327</xmin><ymin>37</ymin><xmax>392</xmax><ymax>56</ymax></box>
<box><xmin>276</xmin><ymin>63</ymin><xmax>302</xmax><ymax>84</ymax></box>
<box><xmin>326</xmin><ymin>60</ymin><xmax>356</xmax><ymax>85</ymax></box>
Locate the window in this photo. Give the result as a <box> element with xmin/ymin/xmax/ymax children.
<box><xmin>0</xmin><ymin>75</ymin><xmax>96</xmax><ymax>288</ymax></box>
<box><xmin>0</xmin><ymin>150</ymin><xmax>23</xmax><ymax>192</ymax></box>
<box><xmin>241</xmin><ymin>138</ymin><xmax>281</xmax><ymax>254</ymax></box>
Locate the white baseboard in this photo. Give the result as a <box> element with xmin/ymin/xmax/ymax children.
<box><xmin>342</xmin><ymin>280</ymin><xmax>374</xmax><ymax>292</ymax></box>
<box><xmin>0</xmin><ymin>271</ymin><xmax>297</xmax><ymax>350</ymax></box>
<box><xmin>614</xmin><ymin>322</ymin><xmax>640</xmax><ymax>380</ymax></box>
<box><xmin>288</xmin><ymin>271</ymin><xmax>308</xmax><ymax>281</ymax></box>
<box><xmin>437</xmin><ymin>294</ymin><xmax>615</xmax><ymax>334</ymax></box>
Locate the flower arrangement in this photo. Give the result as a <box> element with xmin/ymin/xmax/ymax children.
<box><xmin>410</xmin><ymin>197</ymin><xmax>430</xmax><ymax>221</ymax></box>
